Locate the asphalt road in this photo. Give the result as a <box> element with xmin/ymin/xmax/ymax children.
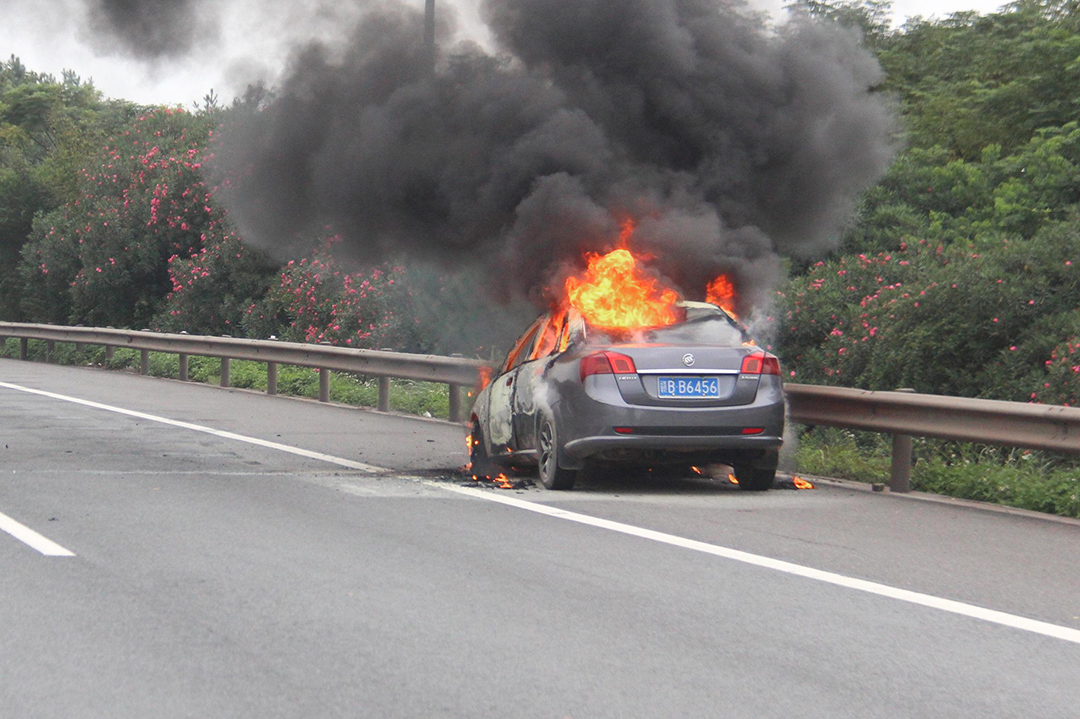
<box><xmin>2</xmin><ymin>358</ymin><xmax>1079</xmax><ymax>718</ymax></box>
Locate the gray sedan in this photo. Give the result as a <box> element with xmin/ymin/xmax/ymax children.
<box><xmin>469</xmin><ymin>302</ymin><xmax>785</xmax><ymax>490</ymax></box>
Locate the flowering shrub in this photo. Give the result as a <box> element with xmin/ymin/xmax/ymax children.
<box><xmin>242</xmin><ymin>236</ymin><xmax>428</xmax><ymax>352</ymax></box>
<box><xmin>777</xmin><ymin>217</ymin><xmax>1080</xmax><ymax>405</ymax></box>
<box><xmin>14</xmin><ymin>105</ymin><xmax>433</xmax><ymax>348</ymax></box>
<box><xmin>154</xmin><ymin>230</ymin><xmax>276</xmax><ymax>335</ymax></box>
<box><xmin>19</xmin><ymin>108</ymin><xmax>218</xmax><ymax>327</ymax></box>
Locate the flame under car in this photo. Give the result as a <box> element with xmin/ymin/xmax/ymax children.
<box><xmin>469</xmin><ymin>302</ymin><xmax>785</xmax><ymax>490</ymax></box>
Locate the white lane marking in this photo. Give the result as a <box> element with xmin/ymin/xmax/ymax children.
<box><xmin>5</xmin><ymin>379</ymin><xmax>1078</xmax><ymax>645</ymax></box>
<box><xmin>0</xmin><ymin>509</ymin><xmax>76</xmax><ymax>557</ymax></box>
<box><xmin>433</xmin><ymin>483</ymin><xmax>1080</xmax><ymax>647</ymax></box>
<box><xmin>0</xmin><ymin>381</ymin><xmax>387</xmax><ymax>474</ymax></box>
<box><xmin>10</xmin><ymin>470</ymin><xmax>373</xmax><ymax>477</ymax></box>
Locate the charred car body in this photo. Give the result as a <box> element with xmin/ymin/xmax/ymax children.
<box><xmin>469</xmin><ymin>302</ymin><xmax>785</xmax><ymax>490</ymax></box>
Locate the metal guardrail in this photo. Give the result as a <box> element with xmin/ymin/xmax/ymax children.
<box><xmin>786</xmin><ymin>384</ymin><xmax>1080</xmax><ymax>491</ymax></box>
<box><xmin>4</xmin><ymin>322</ymin><xmax>1078</xmax><ymax>491</ymax></box>
<box><xmin>0</xmin><ymin>323</ymin><xmax>485</xmax><ymax>423</ymax></box>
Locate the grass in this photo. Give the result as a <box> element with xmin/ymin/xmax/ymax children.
<box><xmin>1</xmin><ymin>337</ymin><xmax>462</xmax><ymax>420</ymax></box>
<box><xmin>794</xmin><ymin>426</ymin><xmax>1080</xmax><ymax>519</ymax></box>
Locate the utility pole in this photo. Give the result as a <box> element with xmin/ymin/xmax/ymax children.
<box><xmin>425</xmin><ymin>0</ymin><xmax>436</xmax><ymax>74</ymax></box>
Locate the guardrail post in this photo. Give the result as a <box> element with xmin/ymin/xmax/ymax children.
<box><xmin>20</xmin><ymin>338</ymin><xmax>28</xmax><ymax>361</ymax></box>
<box><xmin>220</xmin><ymin>357</ymin><xmax>230</xmax><ymax>388</ymax></box>
<box><xmin>105</xmin><ymin>346</ymin><xmax>115</xmax><ymax>362</ymax></box>
<box><xmin>75</xmin><ymin>342</ymin><xmax>84</xmax><ymax>353</ymax></box>
<box><xmin>890</xmin><ymin>388</ymin><xmax>916</xmax><ymax>493</ymax></box>
<box><xmin>46</xmin><ymin>340</ymin><xmax>55</xmax><ymax>363</ymax></box>
<box><xmin>178</xmin><ymin>353</ymin><xmax>189</xmax><ymax>382</ymax></box>
<box><xmin>140</xmin><ymin>349</ymin><xmax>149</xmax><ymax>375</ymax></box>
<box><xmin>448</xmin><ymin>384</ymin><xmax>463</xmax><ymax>423</ymax></box>
<box><xmin>377</xmin><ymin>376</ymin><xmax>391</xmax><ymax>412</ymax></box>
<box><xmin>266</xmin><ymin>362</ymin><xmax>277</xmax><ymax>395</ymax></box>
<box><xmin>319</xmin><ymin>369</ymin><xmax>330</xmax><ymax>403</ymax></box>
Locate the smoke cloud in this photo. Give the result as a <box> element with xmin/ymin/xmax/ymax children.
<box><xmin>84</xmin><ymin>0</ymin><xmax>219</xmax><ymax>59</ymax></box>
<box><xmin>211</xmin><ymin>0</ymin><xmax>896</xmax><ymax>313</ymax></box>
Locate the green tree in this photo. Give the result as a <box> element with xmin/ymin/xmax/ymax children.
<box><xmin>0</xmin><ymin>56</ymin><xmax>138</xmax><ymax>318</ymax></box>
<box><xmin>19</xmin><ymin>107</ymin><xmax>218</xmax><ymax>326</ymax></box>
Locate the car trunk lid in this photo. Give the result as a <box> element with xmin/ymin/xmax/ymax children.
<box><xmin>594</xmin><ymin>344</ymin><xmax>762</xmax><ymax>407</ymax></box>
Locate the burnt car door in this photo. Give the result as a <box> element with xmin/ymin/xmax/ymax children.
<box><xmin>486</xmin><ymin>317</ymin><xmax>544</xmax><ymax>451</ymax></box>
<box><xmin>511</xmin><ymin>313</ymin><xmax>564</xmax><ymax>450</ymax></box>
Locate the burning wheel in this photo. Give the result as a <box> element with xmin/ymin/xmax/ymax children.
<box><xmin>538</xmin><ymin>414</ymin><xmax>577</xmax><ymax>490</ymax></box>
<box><xmin>732</xmin><ymin>450</ymin><xmax>778</xmax><ymax>491</ymax></box>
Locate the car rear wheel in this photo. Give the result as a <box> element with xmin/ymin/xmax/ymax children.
<box><xmin>538</xmin><ymin>414</ymin><xmax>577</xmax><ymax>490</ymax></box>
<box><xmin>469</xmin><ymin>419</ymin><xmax>494</xmax><ymax>479</ymax></box>
<box><xmin>733</xmin><ymin>451</ymin><xmax>778</xmax><ymax>491</ymax></box>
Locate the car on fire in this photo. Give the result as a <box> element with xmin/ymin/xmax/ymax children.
<box><xmin>468</xmin><ymin>301</ymin><xmax>785</xmax><ymax>490</ymax></box>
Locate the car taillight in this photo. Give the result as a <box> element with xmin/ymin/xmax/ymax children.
<box><xmin>580</xmin><ymin>351</ymin><xmax>637</xmax><ymax>381</ymax></box>
<box><xmin>740</xmin><ymin>351</ymin><xmax>781</xmax><ymax>376</ymax></box>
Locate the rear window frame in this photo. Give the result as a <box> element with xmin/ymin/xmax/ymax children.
<box><xmin>580</xmin><ymin>303</ymin><xmax>747</xmax><ymax>345</ymax></box>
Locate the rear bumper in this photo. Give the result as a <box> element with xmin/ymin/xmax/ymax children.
<box><xmin>564</xmin><ymin>433</ymin><xmax>782</xmax><ymax>458</ymax></box>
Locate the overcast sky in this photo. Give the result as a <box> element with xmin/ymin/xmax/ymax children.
<box><xmin>2</xmin><ymin>0</ymin><xmax>1009</xmax><ymax>107</ymax></box>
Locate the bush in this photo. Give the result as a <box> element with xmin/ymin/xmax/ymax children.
<box><xmin>154</xmin><ymin>232</ymin><xmax>277</xmax><ymax>336</ymax></box>
<box><xmin>241</xmin><ymin>236</ymin><xmax>429</xmax><ymax>352</ymax></box>
<box><xmin>777</xmin><ymin>215</ymin><xmax>1080</xmax><ymax>404</ymax></box>
<box><xmin>19</xmin><ymin>108</ymin><xmax>219</xmax><ymax>327</ymax></box>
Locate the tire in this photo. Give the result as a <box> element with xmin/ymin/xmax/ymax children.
<box><xmin>733</xmin><ymin>450</ymin><xmax>778</xmax><ymax>491</ymax></box>
<box><xmin>469</xmin><ymin>419</ymin><xmax>494</xmax><ymax>479</ymax></box>
<box><xmin>537</xmin><ymin>414</ymin><xmax>577</xmax><ymax>490</ymax></box>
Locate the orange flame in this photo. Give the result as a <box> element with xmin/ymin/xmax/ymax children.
<box><xmin>477</xmin><ymin>366</ymin><xmax>493</xmax><ymax>391</ymax></box>
<box><xmin>706</xmin><ymin>275</ymin><xmax>738</xmax><ymax>320</ymax></box>
<box><xmin>464</xmin><ymin>433</ymin><xmax>474</xmax><ymax>472</ymax></box>
<box><xmin>566</xmin><ymin>248</ymin><xmax>681</xmax><ymax>331</ymax></box>
<box><xmin>793</xmin><ymin>476</ymin><xmax>815</xmax><ymax>490</ymax></box>
<box><xmin>691</xmin><ymin>466</ymin><xmax>703</xmax><ymax>475</ymax></box>
<box><xmin>728</xmin><ymin>473</ymin><xmax>740</xmax><ymax>485</ymax></box>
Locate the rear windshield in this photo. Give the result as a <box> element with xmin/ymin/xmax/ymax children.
<box><xmin>586</xmin><ymin>307</ymin><xmax>748</xmax><ymax>346</ymax></box>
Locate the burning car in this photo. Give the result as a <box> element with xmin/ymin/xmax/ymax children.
<box><xmin>468</xmin><ymin>248</ymin><xmax>784</xmax><ymax>491</ymax></box>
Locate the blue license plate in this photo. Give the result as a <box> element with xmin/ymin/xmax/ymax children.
<box><xmin>657</xmin><ymin>376</ymin><xmax>721</xmax><ymax>399</ymax></box>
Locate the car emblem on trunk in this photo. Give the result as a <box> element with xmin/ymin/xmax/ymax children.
<box><xmin>682</xmin><ymin>353</ymin><xmax>695</xmax><ymax>367</ymax></box>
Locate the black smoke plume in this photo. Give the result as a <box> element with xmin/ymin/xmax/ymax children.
<box><xmin>213</xmin><ymin>0</ymin><xmax>896</xmax><ymax>313</ymax></box>
<box><xmin>85</xmin><ymin>0</ymin><xmax>217</xmax><ymax>59</ymax></box>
